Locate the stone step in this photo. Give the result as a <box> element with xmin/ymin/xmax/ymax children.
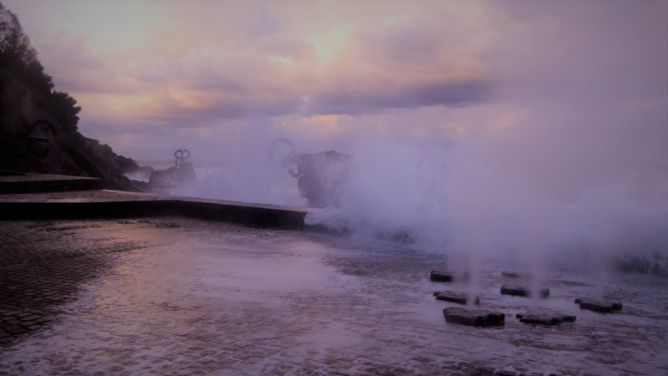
<box><xmin>443</xmin><ymin>307</ymin><xmax>505</xmax><ymax>327</ymax></box>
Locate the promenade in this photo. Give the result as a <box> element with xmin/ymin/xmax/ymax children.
<box><xmin>0</xmin><ymin>216</ymin><xmax>666</xmax><ymax>375</ymax></box>
<box><xmin>0</xmin><ymin>175</ymin><xmax>666</xmax><ymax>375</ymax></box>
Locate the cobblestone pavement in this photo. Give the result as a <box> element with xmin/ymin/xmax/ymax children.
<box><xmin>0</xmin><ymin>218</ymin><xmax>667</xmax><ymax>375</ymax></box>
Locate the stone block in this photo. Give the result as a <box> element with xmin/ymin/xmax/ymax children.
<box><xmin>433</xmin><ymin>290</ymin><xmax>480</xmax><ymax>305</ymax></box>
<box><xmin>443</xmin><ymin>307</ymin><xmax>505</xmax><ymax>327</ymax></box>
<box><xmin>574</xmin><ymin>299</ymin><xmax>622</xmax><ymax>313</ymax></box>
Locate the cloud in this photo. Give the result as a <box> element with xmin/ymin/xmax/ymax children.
<box><xmin>311</xmin><ymin>77</ymin><xmax>491</xmax><ymax>115</ymax></box>
<box><xmin>5</xmin><ymin>0</ymin><xmax>666</xmax><ymax>187</ymax></box>
<box><xmin>34</xmin><ymin>34</ymin><xmax>146</xmax><ymax>95</ymax></box>
<box><xmin>4</xmin><ymin>0</ymin><xmax>497</xmax><ymax>130</ymax></box>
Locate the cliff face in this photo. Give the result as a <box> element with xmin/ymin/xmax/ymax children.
<box><xmin>0</xmin><ymin>3</ymin><xmax>138</xmax><ymax>189</ymax></box>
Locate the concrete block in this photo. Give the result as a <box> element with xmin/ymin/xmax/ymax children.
<box><xmin>433</xmin><ymin>290</ymin><xmax>480</xmax><ymax>305</ymax></box>
<box><xmin>574</xmin><ymin>299</ymin><xmax>622</xmax><ymax>313</ymax></box>
<box><xmin>443</xmin><ymin>308</ymin><xmax>505</xmax><ymax>327</ymax></box>
<box><xmin>430</xmin><ymin>270</ymin><xmax>454</xmax><ymax>283</ymax></box>
<box><xmin>515</xmin><ymin>313</ymin><xmax>576</xmax><ymax>325</ymax></box>
<box><xmin>501</xmin><ymin>271</ymin><xmax>532</xmax><ymax>279</ymax></box>
<box><xmin>500</xmin><ymin>284</ymin><xmax>550</xmax><ymax>298</ymax></box>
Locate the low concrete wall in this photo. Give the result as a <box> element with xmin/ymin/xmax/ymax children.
<box><xmin>0</xmin><ymin>191</ymin><xmax>308</xmax><ymax>230</ymax></box>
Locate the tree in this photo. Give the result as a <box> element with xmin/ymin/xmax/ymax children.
<box><xmin>50</xmin><ymin>91</ymin><xmax>81</xmax><ymax>131</ymax></box>
<box><xmin>1</xmin><ymin>2</ymin><xmax>79</xmax><ymax>130</ymax></box>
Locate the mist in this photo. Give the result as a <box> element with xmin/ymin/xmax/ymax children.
<box><xmin>160</xmin><ymin>1</ymin><xmax>668</xmax><ymax>277</ymax></box>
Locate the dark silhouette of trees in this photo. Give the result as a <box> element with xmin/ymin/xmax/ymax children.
<box><xmin>1</xmin><ymin>2</ymin><xmax>80</xmax><ymax>131</ymax></box>
<box><xmin>50</xmin><ymin>91</ymin><xmax>81</xmax><ymax>130</ymax></box>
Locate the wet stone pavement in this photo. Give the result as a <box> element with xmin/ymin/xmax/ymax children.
<box><xmin>0</xmin><ymin>218</ymin><xmax>667</xmax><ymax>375</ymax></box>
<box><xmin>0</xmin><ymin>221</ymin><xmax>142</xmax><ymax>347</ymax></box>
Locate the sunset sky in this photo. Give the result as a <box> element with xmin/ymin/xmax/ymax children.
<box><xmin>4</xmin><ymin>0</ymin><xmax>667</xmax><ymax>162</ymax></box>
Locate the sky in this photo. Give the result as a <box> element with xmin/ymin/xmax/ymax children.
<box><xmin>3</xmin><ymin>0</ymin><xmax>668</xmax><ymax>261</ymax></box>
<box><xmin>5</xmin><ymin>0</ymin><xmax>664</xmax><ymax>163</ymax></box>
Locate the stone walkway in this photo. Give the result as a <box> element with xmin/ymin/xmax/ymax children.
<box><xmin>0</xmin><ymin>221</ymin><xmax>141</xmax><ymax>347</ymax></box>
<box><xmin>0</xmin><ymin>218</ymin><xmax>667</xmax><ymax>375</ymax></box>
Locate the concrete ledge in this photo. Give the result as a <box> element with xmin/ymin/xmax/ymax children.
<box><xmin>0</xmin><ymin>190</ymin><xmax>308</xmax><ymax>229</ymax></box>
<box><xmin>174</xmin><ymin>196</ymin><xmax>306</xmax><ymax>229</ymax></box>
<box><xmin>0</xmin><ymin>174</ymin><xmax>102</xmax><ymax>193</ymax></box>
<box><xmin>0</xmin><ymin>199</ymin><xmax>173</xmax><ymax>219</ymax></box>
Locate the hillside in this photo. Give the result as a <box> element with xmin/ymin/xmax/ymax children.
<box><xmin>0</xmin><ymin>3</ymin><xmax>138</xmax><ymax>189</ymax></box>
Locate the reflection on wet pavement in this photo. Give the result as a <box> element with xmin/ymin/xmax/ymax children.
<box><xmin>1</xmin><ymin>218</ymin><xmax>667</xmax><ymax>375</ymax></box>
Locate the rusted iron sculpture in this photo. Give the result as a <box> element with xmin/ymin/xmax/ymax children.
<box><xmin>270</xmin><ymin>139</ymin><xmax>351</xmax><ymax>208</ymax></box>
<box><xmin>148</xmin><ymin>148</ymin><xmax>196</xmax><ymax>190</ymax></box>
